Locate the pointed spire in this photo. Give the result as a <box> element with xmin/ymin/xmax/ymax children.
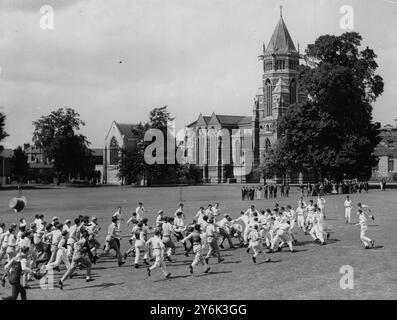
<box><xmin>264</xmin><ymin>9</ymin><xmax>297</xmax><ymax>56</ymax></box>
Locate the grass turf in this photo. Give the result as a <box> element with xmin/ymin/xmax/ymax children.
<box><xmin>0</xmin><ymin>185</ymin><xmax>396</xmax><ymax>299</ymax></box>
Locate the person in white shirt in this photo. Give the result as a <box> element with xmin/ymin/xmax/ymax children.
<box><xmin>180</xmin><ymin>224</ymin><xmax>210</xmax><ymax>275</ymax></box>
<box><xmin>133</xmin><ymin>222</ymin><xmax>149</xmax><ymax>268</ymax></box>
<box><xmin>268</xmin><ymin>218</ymin><xmax>294</xmax><ymax>253</ymax></box>
<box><xmin>48</xmin><ymin>223</ymin><xmax>63</xmax><ymax>264</ymax></box>
<box><xmin>234</xmin><ymin>211</ymin><xmax>250</xmax><ymax>246</ymax></box>
<box><xmin>45</xmin><ymin>230</ymin><xmax>70</xmax><ymax>271</ymax></box>
<box><xmin>194</xmin><ymin>207</ymin><xmax>205</xmax><ymax>224</ymax></box>
<box><xmin>104</xmin><ymin>216</ymin><xmax>125</xmax><ymax>267</ymax></box>
<box><xmin>67</xmin><ymin>219</ymin><xmax>81</xmax><ymax>259</ymax></box>
<box><xmin>6</xmin><ymin>226</ymin><xmax>18</xmax><ymax>261</ymax></box>
<box><xmin>295</xmin><ymin>203</ymin><xmax>307</xmax><ymax>233</ymax></box>
<box><xmin>135</xmin><ymin>202</ymin><xmax>145</xmax><ymax>219</ymax></box>
<box><xmin>113</xmin><ymin>206</ymin><xmax>123</xmax><ymax>230</ymax></box>
<box><xmin>356</xmin><ymin>209</ymin><xmax>375</xmax><ymax>249</ymax></box>
<box><xmin>204</xmin><ymin>218</ymin><xmax>224</xmax><ymax>264</ymax></box>
<box><xmin>311</xmin><ymin>206</ymin><xmax>329</xmax><ymax>245</ymax></box>
<box><xmin>244</xmin><ymin>205</ymin><xmax>259</xmax><ymax>218</ymax></box>
<box><xmin>211</xmin><ymin>203</ymin><xmax>221</xmax><ymax>222</ymax></box>
<box><xmin>283</xmin><ymin>205</ymin><xmax>297</xmax><ymax>244</ymax></box>
<box><xmin>205</xmin><ymin>204</ymin><xmax>213</xmax><ymax>218</ymax></box>
<box><xmin>0</xmin><ymin>226</ymin><xmax>12</xmax><ymax>263</ymax></box>
<box><xmin>161</xmin><ymin>217</ymin><xmax>177</xmax><ymax>262</ymax></box>
<box><xmin>248</xmin><ymin>225</ymin><xmax>270</xmax><ymax>263</ymax></box>
<box><xmin>62</xmin><ymin>220</ymin><xmax>71</xmax><ymax>234</ymax></box>
<box><xmin>146</xmin><ymin>230</ymin><xmax>171</xmax><ymax>278</ymax></box>
<box><xmin>317</xmin><ymin>195</ymin><xmax>326</xmax><ymax>219</ymax></box>
<box><xmin>155</xmin><ymin>210</ymin><xmax>164</xmax><ymax>228</ymax></box>
<box><xmin>217</xmin><ymin>214</ymin><xmax>234</xmax><ymax>249</ymax></box>
<box><xmin>344</xmin><ymin>196</ymin><xmax>353</xmax><ymax>224</ymax></box>
<box><xmin>0</xmin><ymin>222</ymin><xmax>5</xmax><ymax>236</ymax></box>
<box><xmin>174</xmin><ymin>203</ymin><xmax>185</xmax><ymax>220</ymax></box>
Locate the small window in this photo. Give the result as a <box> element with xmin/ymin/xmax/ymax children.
<box><xmin>388</xmin><ymin>156</ymin><xmax>394</xmax><ymax>172</ymax></box>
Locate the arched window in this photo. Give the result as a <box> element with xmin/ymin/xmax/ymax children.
<box><xmin>109</xmin><ymin>137</ymin><xmax>119</xmax><ymax>165</ymax></box>
<box><xmin>290</xmin><ymin>79</ymin><xmax>297</xmax><ymax>104</ymax></box>
<box><xmin>265</xmin><ymin>79</ymin><xmax>272</xmax><ymax>116</ymax></box>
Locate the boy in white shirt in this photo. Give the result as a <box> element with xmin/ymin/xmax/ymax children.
<box><xmin>355</xmin><ymin>209</ymin><xmax>375</xmax><ymax>249</ymax></box>
<box><xmin>248</xmin><ymin>225</ymin><xmax>270</xmax><ymax>263</ymax></box>
<box><xmin>344</xmin><ymin>196</ymin><xmax>353</xmax><ymax>224</ymax></box>
<box><xmin>146</xmin><ymin>230</ymin><xmax>171</xmax><ymax>278</ymax></box>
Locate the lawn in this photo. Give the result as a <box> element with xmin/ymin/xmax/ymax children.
<box><xmin>0</xmin><ymin>185</ymin><xmax>396</xmax><ymax>300</ymax></box>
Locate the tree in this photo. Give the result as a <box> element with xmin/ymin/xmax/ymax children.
<box><xmin>116</xmin><ymin>123</ymin><xmax>149</xmax><ymax>185</ymax></box>
<box><xmin>273</xmin><ymin>32</ymin><xmax>383</xmax><ymax>182</ymax></box>
<box><xmin>0</xmin><ymin>112</ymin><xmax>8</xmax><ymax>153</ymax></box>
<box><xmin>10</xmin><ymin>146</ymin><xmax>29</xmax><ymax>183</ymax></box>
<box><xmin>116</xmin><ymin>106</ymin><xmax>180</xmax><ymax>186</ymax></box>
<box><xmin>32</xmin><ymin>108</ymin><xmax>93</xmax><ymax>181</ymax></box>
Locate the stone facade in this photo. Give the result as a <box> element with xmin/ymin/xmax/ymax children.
<box><xmin>184</xmin><ymin>12</ymin><xmax>303</xmax><ymax>183</ymax></box>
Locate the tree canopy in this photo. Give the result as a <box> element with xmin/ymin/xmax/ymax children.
<box><xmin>267</xmin><ymin>32</ymin><xmax>384</xmax><ymax>182</ymax></box>
<box><xmin>0</xmin><ymin>112</ymin><xmax>8</xmax><ymax>153</ymax></box>
<box><xmin>32</xmin><ymin>108</ymin><xmax>93</xmax><ymax>181</ymax></box>
<box><xmin>10</xmin><ymin>146</ymin><xmax>29</xmax><ymax>183</ymax></box>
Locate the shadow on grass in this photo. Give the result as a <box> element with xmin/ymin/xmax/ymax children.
<box><xmin>195</xmin><ymin>270</ymin><xmax>233</xmax><ymax>277</ymax></box>
<box><xmin>258</xmin><ymin>259</ymin><xmax>281</xmax><ymax>265</ymax></box>
<box><xmin>371</xmin><ymin>245</ymin><xmax>384</xmax><ymax>250</ymax></box>
<box><xmin>221</xmin><ymin>260</ymin><xmax>242</xmax><ymax>265</ymax></box>
<box><xmin>153</xmin><ymin>274</ymin><xmax>192</xmax><ymax>282</ymax></box>
<box><xmin>68</xmin><ymin>281</ymin><xmax>124</xmax><ymax>291</ymax></box>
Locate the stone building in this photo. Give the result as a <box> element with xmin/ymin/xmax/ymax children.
<box><xmin>101</xmin><ymin>121</ymin><xmax>140</xmax><ymax>184</ymax></box>
<box><xmin>184</xmin><ymin>11</ymin><xmax>303</xmax><ymax>183</ymax></box>
<box><xmin>372</xmin><ymin>120</ymin><xmax>397</xmax><ymax>181</ymax></box>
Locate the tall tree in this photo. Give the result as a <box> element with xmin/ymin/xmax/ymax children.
<box><xmin>272</xmin><ymin>32</ymin><xmax>383</xmax><ymax>181</ymax></box>
<box><xmin>117</xmin><ymin>123</ymin><xmax>149</xmax><ymax>185</ymax></box>
<box><xmin>0</xmin><ymin>112</ymin><xmax>8</xmax><ymax>153</ymax></box>
<box><xmin>116</xmin><ymin>106</ymin><xmax>180</xmax><ymax>186</ymax></box>
<box><xmin>32</xmin><ymin>108</ymin><xmax>93</xmax><ymax>181</ymax></box>
<box><xmin>10</xmin><ymin>146</ymin><xmax>29</xmax><ymax>183</ymax></box>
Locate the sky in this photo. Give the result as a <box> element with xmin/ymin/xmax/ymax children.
<box><xmin>0</xmin><ymin>0</ymin><xmax>396</xmax><ymax>149</ymax></box>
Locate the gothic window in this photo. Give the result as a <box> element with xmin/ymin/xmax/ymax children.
<box><xmin>289</xmin><ymin>60</ymin><xmax>297</xmax><ymax>70</ymax></box>
<box><xmin>109</xmin><ymin>137</ymin><xmax>119</xmax><ymax>165</ymax></box>
<box><xmin>388</xmin><ymin>156</ymin><xmax>394</xmax><ymax>172</ymax></box>
<box><xmin>276</xmin><ymin>60</ymin><xmax>285</xmax><ymax>70</ymax></box>
<box><xmin>265</xmin><ymin>139</ymin><xmax>271</xmax><ymax>152</ymax></box>
<box><xmin>265</xmin><ymin>79</ymin><xmax>272</xmax><ymax>117</ymax></box>
<box><xmin>290</xmin><ymin>79</ymin><xmax>297</xmax><ymax>104</ymax></box>
<box><xmin>265</xmin><ymin>61</ymin><xmax>273</xmax><ymax>71</ymax></box>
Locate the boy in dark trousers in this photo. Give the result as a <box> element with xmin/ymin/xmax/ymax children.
<box><xmin>2</xmin><ymin>247</ymin><xmax>31</xmax><ymax>300</ymax></box>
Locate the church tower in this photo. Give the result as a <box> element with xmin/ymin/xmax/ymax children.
<box><xmin>253</xmin><ymin>7</ymin><xmax>301</xmax><ymax>173</ymax></box>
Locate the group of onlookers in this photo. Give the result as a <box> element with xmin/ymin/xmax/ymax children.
<box><xmin>299</xmin><ymin>179</ymin><xmax>370</xmax><ymax>197</ymax></box>
<box><xmin>241</xmin><ymin>184</ymin><xmax>290</xmax><ymax>200</ymax></box>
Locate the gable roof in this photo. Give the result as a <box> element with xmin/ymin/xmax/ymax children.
<box><xmin>187</xmin><ymin>114</ymin><xmax>252</xmax><ymax>128</ymax></box>
<box><xmin>265</xmin><ymin>16</ymin><xmax>297</xmax><ymax>56</ymax></box>
<box><xmin>187</xmin><ymin>116</ymin><xmax>211</xmax><ymax>128</ymax></box>
<box><xmin>115</xmin><ymin>123</ymin><xmax>140</xmax><ymax>140</ymax></box>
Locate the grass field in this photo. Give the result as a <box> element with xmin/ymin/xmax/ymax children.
<box><xmin>0</xmin><ymin>185</ymin><xmax>396</xmax><ymax>300</ymax></box>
